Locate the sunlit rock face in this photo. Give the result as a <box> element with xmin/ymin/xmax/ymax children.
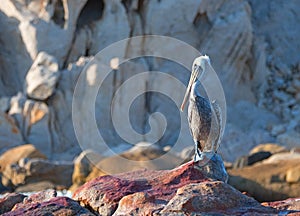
<box><xmin>72</xmin><ymin>159</ymin><xmax>280</xmax><ymax>215</ymax></box>
<box><xmin>0</xmin><ymin>0</ymin><xmax>299</xmax><ymax>162</ymax></box>
<box><xmin>1</xmin><ymin>160</ymin><xmax>298</xmax><ymax>215</ymax></box>
<box><xmin>25</xmin><ymin>52</ymin><xmax>60</xmax><ymax>100</ymax></box>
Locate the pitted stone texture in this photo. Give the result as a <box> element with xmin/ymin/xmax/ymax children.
<box><xmin>0</xmin><ymin>193</ymin><xmax>26</xmax><ymax>214</ymax></box>
<box><xmin>2</xmin><ymin>196</ymin><xmax>94</xmax><ymax>216</ymax></box>
<box><xmin>72</xmin><ymin>159</ymin><xmax>297</xmax><ymax>215</ymax></box>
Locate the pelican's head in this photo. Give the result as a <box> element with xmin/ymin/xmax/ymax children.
<box><xmin>180</xmin><ymin>55</ymin><xmax>211</xmax><ymax>111</ymax></box>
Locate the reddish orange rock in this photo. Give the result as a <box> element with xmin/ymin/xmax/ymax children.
<box><xmin>73</xmin><ymin>161</ymin><xmax>209</xmax><ymax>215</ymax></box>
<box><xmin>72</xmin><ymin>157</ymin><xmax>297</xmax><ymax>215</ymax></box>
<box><xmin>2</xmin><ymin>197</ymin><xmax>94</xmax><ymax>216</ymax></box>
<box><xmin>1</xmin><ymin>158</ymin><xmax>300</xmax><ymax>215</ymax></box>
<box><xmin>0</xmin><ymin>193</ymin><xmax>26</xmax><ymax>214</ymax></box>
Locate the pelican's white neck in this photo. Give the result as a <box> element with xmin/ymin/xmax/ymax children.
<box><xmin>191</xmin><ymin>79</ymin><xmax>201</xmax><ymax>100</ymax></box>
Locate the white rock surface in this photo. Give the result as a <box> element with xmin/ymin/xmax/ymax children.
<box><xmin>0</xmin><ymin>0</ymin><xmax>299</xmax><ymax>162</ymax></box>
<box><xmin>1</xmin><ymin>0</ymin><xmax>87</xmax><ymax>66</ymax></box>
<box><xmin>25</xmin><ymin>52</ymin><xmax>60</xmax><ymax>100</ymax></box>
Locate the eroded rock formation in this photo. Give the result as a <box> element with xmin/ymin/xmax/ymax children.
<box><xmin>0</xmin><ymin>0</ymin><xmax>299</xmax><ymax>162</ymax></box>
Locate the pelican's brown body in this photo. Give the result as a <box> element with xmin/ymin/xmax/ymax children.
<box><xmin>181</xmin><ymin>55</ymin><xmax>222</xmax><ymax>162</ymax></box>
<box><xmin>188</xmin><ymin>91</ymin><xmax>211</xmax><ymax>152</ymax></box>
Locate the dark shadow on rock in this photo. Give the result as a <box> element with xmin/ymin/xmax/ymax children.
<box><xmin>77</xmin><ymin>0</ymin><xmax>105</xmax><ymax>29</ymax></box>
<box><xmin>0</xmin><ymin>174</ymin><xmax>11</xmax><ymax>194</ymax></box>
<box><xmin>233</xmin><ymin>151</ymin><xmax>272</xmax><ymax>169</ymax></box>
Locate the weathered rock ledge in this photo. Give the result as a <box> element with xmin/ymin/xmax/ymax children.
<box><xmin>1</xmin><ymin>157</ymin><xmax>300</xmax><ymax>215</ymax></box>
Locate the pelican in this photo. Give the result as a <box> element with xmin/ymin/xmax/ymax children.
<box><xmin>180</xmin><ymin>55</ymin><xmax>222</xmax><ymax>163</ymax></box>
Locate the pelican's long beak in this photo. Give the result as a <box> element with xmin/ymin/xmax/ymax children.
<box><xmin>180</xmin><ymin>67</ymin><xmax>199</xmax><ymax>111</ymax></box>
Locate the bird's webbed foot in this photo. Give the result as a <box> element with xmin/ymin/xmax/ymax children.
<box><xmin>193</xmin><ymin>140</ymin><xmax>216</xmax><ymax>166</ymax></box>
<box><xmin>193</xmin><ymin>141</ymin><xmax>202</xmax><ymax>162</ymax></box>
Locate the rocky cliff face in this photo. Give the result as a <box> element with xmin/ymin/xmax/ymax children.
<box><xmin>0</xmin><ymin>0</ymin><xmax>299</xmax><ymax>162</ymax></box>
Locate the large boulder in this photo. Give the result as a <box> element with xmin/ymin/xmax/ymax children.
<box><xmin>2</xmin><ymin>158</ymin><xmax>73</xmax><ymax>190</ymax></box>
<box><xmin>72</xmin><ymin>158</ymin><xmax>290</xmax><ymax>215</ymax></box>
<box><xmin>3</xmin><ymin>196</ymin><xmax>94</xmax><ymax>216</ymax></box>
<box><xmin>159</xmin><ymin>182</ymin><xmax>272</xmax><ymax>215</ymax></box>
<box><xmin>0</xmin><ymin>193</ymin><xmax>26</xmax><ymax>215</ymax></box>
<box><xmin>12</xmin><ymin>189</ymin><xmax>57</xmax><ymax>209</ymax></box>
<box><xmin>228</xmin><ymin>156</ymin><xmax>300</xmax><ymax>201</ymax></box>
<box><xmin>25</xmin><ymin>52</ymin><xmax>60</xmax><ymax>100</ymax></box>
<box><xmin>1</xmin><ymin>189</ymin><xmax>84</xmax><ymax>215</ymax></box>
<box><xmin>0</xmin><ymin>144</ymin><xmax>46</xmax><ymax>173</ymax></box>
<box><xmin>2</xmin><ymin>168</ymin><xmax>300</xmax><ymax>216</ymax></box>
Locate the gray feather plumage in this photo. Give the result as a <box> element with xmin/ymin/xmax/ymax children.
<box><xmin>188</xmin><ymin>96</ymin><xmax>222</xmax><ymax>154</ymax></box>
